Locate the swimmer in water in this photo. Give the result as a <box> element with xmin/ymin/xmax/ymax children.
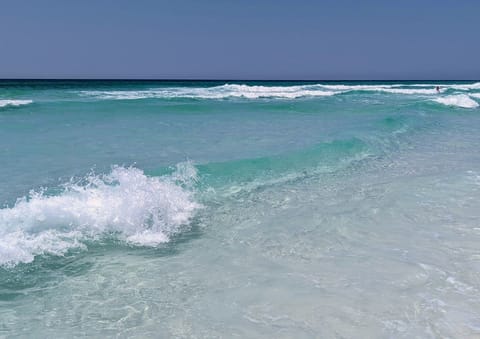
<box><xmin>436</xmin><ymin>86</ymin><xmax>440</xmax><ymax>93</ymax></box>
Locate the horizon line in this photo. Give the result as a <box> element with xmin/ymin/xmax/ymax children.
<box><xmin>0</xmin><ymin>78</ymin><xmax>478</xmax><ymax>82</ymax></box>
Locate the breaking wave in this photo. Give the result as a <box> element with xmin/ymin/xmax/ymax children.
<box><xmin>432</xmin><ymin>95</ymin><xmax>479</xmax><ymax>109</ymax></box>
<box><xmin>0</xmin><ymin>164</ymin><xmax>200</xmax><ymax>267</ymax></box>
<box><xmin>79</xmin><ymin>84</ymin><xmax>337</xmax><ymax>100</ymax></box>
<box><xmin>0</xmin><ymin>100</ymin><xmax>33</xmax><ymax>108</ymax></box>
<box><xmin>78</xmin><ymin>82</ymin><xmax>480</xmax><ymax>101</ymax></box>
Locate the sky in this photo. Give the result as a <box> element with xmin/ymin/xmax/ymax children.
<box><xmin>0</xmin><ymin>0</ymin><xmax>478</xmax><ymax>80</ymax></box>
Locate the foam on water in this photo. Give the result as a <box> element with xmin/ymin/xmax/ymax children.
<box><xmin>78</xmin><ymin>82</ymin><xmax>480</xmax><ymax>101</ymax></box>
<box><xmin>405</xmin><ymin>82</ymin><xmax>480</xmax><ymax>90</ymax></box>
<box><xmin>0</xmin><ymin>99</ymin><xmax>33</xmax><ymax>108</ymax></box>
<box><xmin>448</xmin><ymin>82</ymin><xmax>480</xmax><ymax>90</ymax></box>
<box><xmin>80</xmin><ymin>84</ymin><xmax>337</xmax><ymax>100</ymax></box>
<box><xmin>432</xmin><ymin>94</ymin><xmax>479</xmax><ymax>108</ymax></box>
<box><xmin>317</xmin><ymin>84</ymin><xmax>442</xmax><ymax>94</ymax></box>
<box><xmin>0</xmin><ymin>164</ymin><xmax>200</xmax><ymax>267</ymax></box>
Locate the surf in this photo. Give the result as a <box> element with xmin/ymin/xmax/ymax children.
<box><xmin>432</xmin><ymin>94</ymin><xmax>479</xmax><ymax>108</ymax></box>
<box><xmin>0</xmin><ymin>165</ymin><xmax>200</xmax><ymax>267</ymax></box>
<box><xmin>0</xmin><ymin>100</ymin><xmax>33</xmax><ymax>108</ymax></box>
<box><xmin>76</xmin><ymin>82</ymin><xmax>480</xmax><ymax>101</ymax></box>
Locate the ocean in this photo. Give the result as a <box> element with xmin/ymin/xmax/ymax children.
<box><xmin>1</xmin><ymin>80</ymin><xmax>479</xmax><ymax>337</ymax></box>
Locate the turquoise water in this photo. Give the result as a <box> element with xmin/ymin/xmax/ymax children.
<box><xmin>1</xmin><ymin>80</ymin><xmax>480</xmax><ymax>337</ymax></box>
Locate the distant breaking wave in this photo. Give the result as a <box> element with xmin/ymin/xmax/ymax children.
<box><xmin>0</xmin><ymin>99</ymin><xmax>33</xmax><ymax>108</ymax></box>
<box><xmin>80</xmin><ymin>84</ymin><xmax>337</xmax><ymax>100</ymax></box>
<box><xmin>78</xmin><ymin>82</ymin><xmax>480</xmax><ymax>101</ymax></box>
<box><xmin>432</xmin><ymin>94</ymin><xmax>479</xmax><ymax>109</ymax></box>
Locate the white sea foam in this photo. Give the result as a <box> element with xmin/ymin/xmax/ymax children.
<box><xmin>389</xmin><ymin>82</ymin><xmax>480</xmax><ymax>90</ymax></box>
<box><xmin>0</xmin><ymin>164</ymin><xmax>200</xmax><ymax>267</ymax></box>
<box><xmin>366</xmin><ymin>87</ymin><xmax>440</xmax><ymax>95</ymax></box>
<box><xmin>78</xmin><ymin>82</ymin><xmax>480</xmax><ymax>101</ymax></box>
<box><xmin>317</xmin><ymin>84</ymin><xmax>441</xmax><ymax>94</ymax></box>
<box><xmin>432</xmin><ymin>95</ymin><xmax>479</xmax><ymax>109</ymax></box>
<box><xmin>0</xmin><ymin>99</ymin><xmax>33</xmax><ymax>108</ymax></box>
<box><xmin>310</xmin><ymin>82</ymin><xmax>480</xmax><ymax>94</ymax></box>
<box><xmin>469</xmin><ymin>93</ymin><xmax>480</xmax><ymax>99</ymax></box>
<box><xmin>79</xmin><ymin>84</ymin><xmax>338</xmax><ymax>100</ymax></box>
<box><xmin>448</xmin><ymin>82</ymin><xmax>480</xmax><ymax>90</ymax></box>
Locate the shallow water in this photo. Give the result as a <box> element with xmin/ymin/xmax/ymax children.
<box><xmin>1</xmin><ymin>80</ymin><xmax>480</xmax><ymax>337</ymax></box>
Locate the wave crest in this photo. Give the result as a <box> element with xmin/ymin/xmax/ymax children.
<box><xmin>0</xmin><ymin>100</ymin><xmax>33</xmax><ymax>108</ymax></box>
<box><xmin>80</xmin><ymin>84</ymin><xmax>337</xmax><ymax>100</ymax></box>
<box><xmin>0</xmin><ymin>164</ymin><xmax>200</xmax><ymax>267</ymax></box>
<box><xmin>78</xmin><ymin>82</ymin><xmax>480</xmax><ymax>101</ymax></box>
<box><xmin>432</xmin><ymin>95</ymin><xmax>479</xmax><ymax>109</ymax></box>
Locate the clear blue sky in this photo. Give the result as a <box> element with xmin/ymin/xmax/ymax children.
<box><xmin>1</xmin><ymin>0</ymin><xmax>478</xmax><ymax>80</ymax></box>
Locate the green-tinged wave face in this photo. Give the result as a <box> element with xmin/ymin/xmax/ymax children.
<box><xmin>195</xmin><ymin>138</ymin><xmax>369</xmax><ymax>192</ymax></box>
<box><xmin>150</xmin><ymin>138</ymin><xmax>371</xmax><ymax>195</ymax></box>
<box><xmin>1</xmin><ymin>80</ymin><xmax>480</xmax><ymax>337</ymax></box>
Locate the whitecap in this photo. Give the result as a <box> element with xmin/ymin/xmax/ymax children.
<box><xmin>448</xmin><ymin>82</ymin><xmax>480</xmax><ymax>90</ymax></box>
<box><xmin>317</xmin><ymin>84</ymin><xmax>440</xmax><ymax>94</ymax></box>
<box><xmin>78</xmin><ymin>82</ymin><xmax>480</xmax><ymax>101</ymax></box>
<box><xmin>0</xmin><ymin>100</ymin><xmax>33</xmax><ymax>108</ymax></box>
<box><xmin>79</xmin><ymin>84</ymin><xmax>339</xmax><ymax>100</ymax></box>
<box><xmin>0</xmin><ymin>163</ymin><xmax>200</xmax><ymax>267</ymax></box>
<box><xmin>432</xmin><ymin>94</ymin><xmax>479</xmax><ymax>109</ymax></box>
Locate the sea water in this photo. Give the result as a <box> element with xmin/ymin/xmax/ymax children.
<box><xmin>0</xmin><ymin>80</ymin><xmax>480</xmax><ymax>337</ymax></box>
